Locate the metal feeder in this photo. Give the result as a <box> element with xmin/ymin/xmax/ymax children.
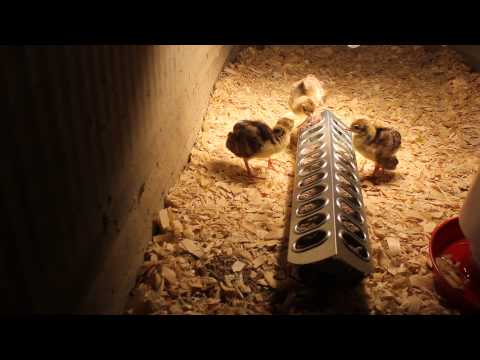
<box><xmin>288</xmin><ymin>110</ymin><xmax>373</xmax><ymax>280</ymax></box>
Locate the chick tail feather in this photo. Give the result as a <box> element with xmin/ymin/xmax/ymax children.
<box><xmin>378</xmin><ymin>155</ymin><xmax>399</xmax><ymax>170</ymax></box>
<box><xmin>226</xmin><ymin>132</ymin><xmax>239</xmax><ymax>156</ymax></box>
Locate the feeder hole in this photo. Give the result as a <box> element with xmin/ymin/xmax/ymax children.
<box><xmin>342</xmin><ymin>232</ymin><xmax>370</xmax><ymax>261</ymax></box>
<box><xmin>297</xmin><ymin>198</ymin><xmax>328</xmax><ymax>217</ymax></box>
<box><xmin>295</xmin><ymin>213</ymin><xmax>328</xmax><ymax>234</ymax></box>
<box><xmin>299</xmin><ymin>172</ymin><xmax>327</xmax><ymax>188</ymax></box>
<box><xmin>293</xmin><ymin>230</ymin><xmax>329</xmax><ymax>252</ymax></box>
<box><xmin>297</xmin><ymin>184</ymin><xmax>328</xmax><ymax>202</ymax></box>
<box><xmin>299</xmin><ymin>160</ymin><xmax>327</xmax><ymax>177</ymax></box>
<box><xmin>339</xmin><ymin>215</ymin><xmax>366</xmax><ymax>239</ymax></box>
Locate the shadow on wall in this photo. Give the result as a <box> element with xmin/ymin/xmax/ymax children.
<box><xmin>0</xmin><ymin>46</ymin><xmax>161</xmax><ymax>314</ymax></box>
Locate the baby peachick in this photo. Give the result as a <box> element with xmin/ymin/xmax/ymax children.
<box><xmin>349</xmin><ymin>118</ymin><xmax>402</xmax><ymax>178</ymax></box>
<box><xmin>226</xmin><ymin>117</ymin><xmax>295</xmax><ymax>178</ymax></box>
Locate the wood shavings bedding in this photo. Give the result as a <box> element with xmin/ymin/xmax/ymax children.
<box><xmin>126</xmin><ymin>45</ymin><xmax>480</xmax><ymax>315</ymax></box>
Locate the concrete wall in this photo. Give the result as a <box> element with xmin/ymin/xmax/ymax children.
<box><xmin>0</xmin><ymin>45</ymin><xmax>233</xmax><ymax>314</ymax></box>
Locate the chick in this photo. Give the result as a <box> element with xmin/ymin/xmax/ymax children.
<box><xmin>288</xmin><ymin>75</ymin><xmax>327</xmax><ymax>148</ymax></box>
<box><xmin>226</xmin><ymin>117</ymin><xmax>295</xmax><ymax>178</ymax></box>
<box><xmin>349</xmin><ymin>118</ymin><xmax>401</xmax><ymax>178</ymax></box>
<box><xmin>279</xmin><ymin>111</ymin><xmax>307</xmax><ymax>149</ymax></box>
<box><xmin>288</xmin><ymin>74</ymin><xmax>326</xmax><ymax>117</ymax></box>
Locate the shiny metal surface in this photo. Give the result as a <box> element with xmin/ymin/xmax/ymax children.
<box><xmin>288</xmin><ymin>110</ymin><xmax>373</xmax><ymax>276</ymax></box>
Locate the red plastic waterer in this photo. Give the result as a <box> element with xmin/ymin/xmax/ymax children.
<box><xmin>429</xmin><ymin>217</ymin><xmax>480</xmax><ymax>313</ymax></box>
<box><xmin>429</xmin><ymin>169</ymin><xmax>480</xmax><ymax>314</ymax></box>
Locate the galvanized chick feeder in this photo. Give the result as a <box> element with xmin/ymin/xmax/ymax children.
<box><xmin>288</xmin><ymin>110</ymin><xmax>373</xmax><ymax>281</ymax></box>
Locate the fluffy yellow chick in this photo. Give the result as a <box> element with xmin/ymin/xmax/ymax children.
<box><xmin>288</xmin><ymin>74</ymin><xmax>326</xmax><ymax>117</ymax></box>
<box><xmin>288</xmin><ymin>75</ymin><xmax>327</xmax><ymax>147</ymax></box>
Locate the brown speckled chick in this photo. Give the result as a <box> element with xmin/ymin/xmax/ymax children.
<box><xmin>226</xmin><ymin>117</ymin><xmax>295</xmax><ymax>178</ymax></box>
<box><xmin>349</xmin><ymin>118</ymin><xmax>402</xmax><ymax>178</ymax></box>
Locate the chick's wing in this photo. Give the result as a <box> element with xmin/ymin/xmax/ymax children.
<box><xmin>373</xmin><ymin>128</ymin><xmax>401</xmax><ymax>158</ymax></box>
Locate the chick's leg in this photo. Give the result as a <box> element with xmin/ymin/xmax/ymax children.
<box><xmin>244</xmin><ymin>159</ymin><xmax>265</xmax><ymax>179</ymax></box>
<box><xmin>244</xmin><ymin>158</ymin><xmax>254</xmax><ymax>176</ymax></box>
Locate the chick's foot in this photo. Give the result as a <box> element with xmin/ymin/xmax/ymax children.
<box><xmin>248</xmin><ymin>172</ymin><xmax>266</xmax><ymax>180</ymax></box>
<box><xmin>267</xmin><ymin>158</ymin><xmax>284</xmax><ymax>172</ymax></box>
